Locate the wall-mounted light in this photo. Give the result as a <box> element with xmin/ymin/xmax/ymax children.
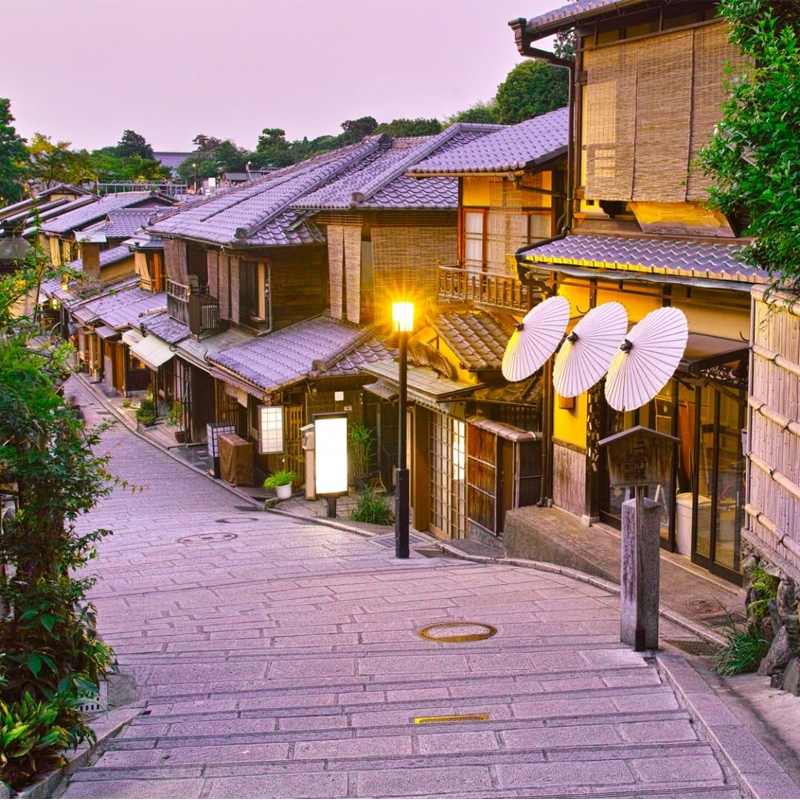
<box><xmin>51</xmin><ymin>297</ymin><xmax>61</xmax><ymax>310</ymax></box>
<box><xmin>314</xmin><ymin>412</ymin><xmax>348</xmax><ymax>517</ymax></box>
<box><xmin>257</xmin><ymin>405</ymin><xmax>284</xmax><ymax>454</ymax></box>
<box><xmin>61</xmin><ymin>276</ymin><xmax>70</xmax><ymax>292</ymax></box>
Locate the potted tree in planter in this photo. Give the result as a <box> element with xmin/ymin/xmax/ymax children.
<box><xmin>348</xmin><ymin>423</ymin><xmax>374</xmax><ymax>493</ymax></box>
<box><xmin>264</xmin><ymin>468</ymin><xmax>296</xmax><ymax>500</ymax></box>
<box><xmin>166</xmin><ymin>399</ymin><xmax>186</xmax><ymax>443</ymax></box>
<box><xmin>135</xmin><ymin>397</ymin><xmax>157</xmax><ymax>428</ymax></box>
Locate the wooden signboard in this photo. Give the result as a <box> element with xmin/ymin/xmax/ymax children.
<box><xmin>598</xmin><ymin>426</ymin><xmax>678</xmax><ymax>488</ymax></box>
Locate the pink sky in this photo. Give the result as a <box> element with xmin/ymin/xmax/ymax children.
<box><xmin>4</xmin><ymin>0</ymin><xmax>556</xmax><ymax>152</ymax></box>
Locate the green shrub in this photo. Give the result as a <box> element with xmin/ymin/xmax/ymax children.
<box><xmin>135</xmin><ymin>399</ymin><xmax>156</xmax><ymax>425</ymax></box>
<box><xmin>263</xmin><ymin>469</ymin><xmax>296</xmax><ymax>490</ymax></box>
<box><xmin>350</xmin><ymin>489</ymin><xmax>394</xmax><ymax>525</ymax></box>
<box><xmin>747</xmin><ymin>565</ymin><xmax>780</xmax><ymax>619</ymax></box>
<box><xmin>121</xmin><ymin>399</ymin><xmax>132</xmax><ymax>409</ymax></box>
<box><xmin>348</xmin><ymin>423</ymin><xmax>374</xmax><ymax>477</ymax></box>
<box><xmin>165</xmin><ymin>400</ymin><xmax>184</xmax><ymax>428</ymax></box>
<box><xmin>714</xmin><ymin>619</ymin><xmax>770</xmax><ymax>676</ymax></box>
<box><xmin>0</xmin><ymin>691</ymin><xmax>89</xmax><ymax>788</ymax></box>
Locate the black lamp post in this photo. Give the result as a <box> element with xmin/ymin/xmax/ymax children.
<box><xmin>392</xmin><ymin>302</ymin><xmax>413</xmax><ymax>558</ymax></box>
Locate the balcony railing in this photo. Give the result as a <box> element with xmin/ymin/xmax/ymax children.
<box><xmin>438</xmin><ymin>266</ymin><xmax>533</xmax><ymax>313</ymax></box>
<box><xmin>167</xmin><ymin>278</ymin><xmax>226</xmax><ymax>338</ymax></box>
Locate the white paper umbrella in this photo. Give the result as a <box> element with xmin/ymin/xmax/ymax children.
<box><xmin>502</xmin><ymin>295</ymin><xmax>570</xmax><ymax>382</ymax></box>
<box><xmin>553</xmin><ymin>302</ymin><xmax>628</xmax><ymax>398</ymax></box>
<box><xmin>605</xmin><ymin>307</ymin><xmax>689</xmax><ymax>412</ymax></box>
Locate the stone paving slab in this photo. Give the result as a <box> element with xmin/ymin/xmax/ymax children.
<box><xmin>58</xmin><ymin>376</ymin><xmax>755</xmax><ymax>798</ymax></box>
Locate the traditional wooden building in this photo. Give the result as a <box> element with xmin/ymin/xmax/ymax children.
<box><xmin>507</xmin><ymin>0</ymin><xmax>765</xmax><ymax>583</ymax></box>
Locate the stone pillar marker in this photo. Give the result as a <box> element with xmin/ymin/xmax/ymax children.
<box><xmin>599</xmin><ymin>426</ymin><xmax>679</xmax><ymax>652</ymax></box>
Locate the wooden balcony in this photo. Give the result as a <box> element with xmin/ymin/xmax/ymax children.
<box><xmin>167</xmin><ymin>278</ymin><xmax>226</xmax><ymax>339</ymax></box>
<box><xmin>438</xmin><ymin>266</ymin><xmax>534</xmax><ymax>313</ymax></box>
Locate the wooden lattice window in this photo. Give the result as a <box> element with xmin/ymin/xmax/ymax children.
<box><xmin>429</xmin><ymin>412</ymin><xmax>467</xmax><ymax>540</ymax></box>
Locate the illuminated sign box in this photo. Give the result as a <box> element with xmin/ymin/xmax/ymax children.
<box><xmin>314</xmin><ymin>412</ymin><xmax>348</xmax><ymax>495</ymax></box>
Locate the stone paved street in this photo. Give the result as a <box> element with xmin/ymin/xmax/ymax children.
<box><xmin>61</xmin><ymin>378</ymin><xmax>743</xmax><ymax>799</ymax></box>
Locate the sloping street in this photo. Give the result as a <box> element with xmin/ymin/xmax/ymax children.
<box><xmin>60</xmin><ymin>378</ymin><xmax>744</xmax><ymax>799</ymax></box>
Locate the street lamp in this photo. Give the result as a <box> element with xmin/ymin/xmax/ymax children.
<box><xmin>192</xmin><ymin>162</ymin><xmax>197</xmax><ymax>193</ymax></box>
<box><xmin>392</xmin><ymin>301</ymin><xmax>414</xmax><ymax>558</ymax></box>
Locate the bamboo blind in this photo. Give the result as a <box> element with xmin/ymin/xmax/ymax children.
<box><xmin>747</xmin><ymin>287</ymin><xmax>800</xmax><ymax>577</ymax></box>
<box><xmin>229</xmin><ymin>256</ymin><xmax>240</xmax><ymax>324</ymax></box>
<box><xmin>585</xmin><ymin>23</ymin><xmax>745</xmax><ymax>203</ymax></box>
<box><xmin>344</xmin><ymin>225</ymin><xmax>361</xmax><ymax>324</ymax></box>
<box><xmin>327</xmin><ymin>224</ymin><xmax>344</xmax><ymax>320</ymax></box>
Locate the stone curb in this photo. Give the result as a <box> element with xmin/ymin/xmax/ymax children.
<box><xmin>433</xmin><ymin>541</ymin><xmax>728</xmax><ymax>648</ymax></box>
<box><xmin>13</xmin><ymin>705</ymin><xmax>144</xmax><ymax>799</ymax></box>
<box><xmin>265</xmin><ymin>506</ymin><xmax>376</xmax><ymax>538</ymax></box>
<box><xmin>75</xmin><ymin>375</ymin><xmax>264</xmax><ymax>511</ymax></box>
<box><xmin>657</xmin><ymin>653</ymin><xmax>800</xmax><ymax>799</ymax></box>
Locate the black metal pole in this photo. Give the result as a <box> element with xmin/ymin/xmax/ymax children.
<box><xmin>395</xmin><ymin>331</ymin><xmax>409</xmax><ymax>558</ymax></box>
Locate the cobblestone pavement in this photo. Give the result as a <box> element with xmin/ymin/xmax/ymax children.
<box><xmin>62</xmin><ymin>378</ymin><xmax>743</xmax><ymax>799</ymax></box>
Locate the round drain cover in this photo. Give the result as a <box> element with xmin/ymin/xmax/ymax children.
<box><xmin>215</xmin><ymin>517</ymin><xmax>258</xmax><ymax>524</ymax></box>
<box><xmin>418</xmin><ymin>622</ymin><xmax>497</xmax><ymax>643</ymax></box>
<box><xmin>178</xmin><ymin>532</ymin><xmax>238</xmax><ymax>544</ymax></box>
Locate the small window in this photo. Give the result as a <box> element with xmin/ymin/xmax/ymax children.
<box><xmin>527</xmin><ymin>213</ymin><xmax>552</xmax><ymax>242</ymax></box>
<box><xmin>145</xmin><ymin>252</ymin><xmax>164</xmax><ymax>291</ymax></box>
<box><xmin>258</xmin><ymin>405</ymin><xmax>284</xmax><ymax>454</ymax></box>
<box><xmin>240</xmin><ymin>261</ymin><xmax>271</xmax><ymax>331</ymax></box>
<box><xmin>463</xmin><ymin>210</ymin><xmax>486</xmax><ymax>269</ymax></box>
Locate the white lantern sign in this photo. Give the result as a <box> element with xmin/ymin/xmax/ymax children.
<box><xmin>314</xmin><ymin>413</ymin><xmax>348</xmax><ymax>496</ymax></box>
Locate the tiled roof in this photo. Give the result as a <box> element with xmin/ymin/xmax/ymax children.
<box><xmin>409</xmin><ymin>108</ymin><xmax>568</xmax><ymax>175</ymax></box>
<box><xmin>515</xmin><ymin>0</ymin><xmax>638</xmax><ymax>40</ymax></box>
<box><xmin>294</xmin><ymin>124</ymin><xmax>502</xmax><ymax>211</ymax></box>
<box><xmin>39</xmin><ymin>245</ymin><xmax>134</xmax><ymax>300</ymax></box>
<box><xmin>322</xmin><ymin>336</ymin><xmax>398</xmax><ymax>377</ymax></box>
<box><xmin>72</xmin><ymin>285</ymin><xmax>166</xmax><ymax>329</ymax></box>
<box><xmin>153</xmin><ymin>152</ymin><xmax>192</xmax><ymax>169</ymax></box>
<box><xmin>147</xmin><ymin>140</ymin><xmax>381</xmax><ymax>247</ymax></box>
<box><xmin>429</xmin><ymin>310</ymin><xmax>514</xmax><ymax>371</ymax></box>
<box><xmin>519</xmin><ymin>234</ymin><xmax>767</xmax><ymax>285</ymax></box>
<box><xmin>85</xmin><ymin>208</ymin><xmax>160</xmax><ymax>239</ymax></box>
<box><xmin>175</xmin><ymin>327</ymin><xmax>255</xmax><ymax>371</ymax></box>
<box><xmin>40</xmin><ymin>192</ymin><xmax>174</xmax><ymax>235</ymax></box>
<box><xmin>208</xmin><ymin>315</ymin><xmax>372</xmax><ymax>393</ymax></box>
<box><xmin>140</xmin><ymin>312</ymin><xmax>190</xmax><ymax>344</ymax></box>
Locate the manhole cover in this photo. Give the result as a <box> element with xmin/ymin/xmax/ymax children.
<box><xmin>683</xmin><ymin>598</ymin><xmax>726</xmax><ymax>617</ymax></box>
<box><xmin>664</xmin><ymin>639</ymin><xmax>718</xmax><ymax>657</ymax></box>
<box><xmin>178</xmin><ymin>532</ymin><xmax>238</xmax><ymax>544</ymax></box>
<box><xmin>216</xmin><ymin>517</ymin><xmax>258</xmax><ymax>524</ymax></box>
<box><xmin>414</xmin><ymin>714</ymin><xmax>490</xmax><ymax>724</ymax></box>
<box><xmin>418</xmin><ymin>622</ymin><xmax>497</xmax><ymax>643</ymax></box>
<box><xmin>415</xmin><ymin>549</ymin><xmax>453</xmax><ymax>559</ymax></box>
<box><xmin>372</xmin><ymin>533</ymin><xmax>427</xmax><ymax>550</ymax></box>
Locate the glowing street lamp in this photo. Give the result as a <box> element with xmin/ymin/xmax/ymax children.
<box><xmin>392</xmin><ymin>301</ymin><xmax>414</xmax><ymax>558</ymax></box>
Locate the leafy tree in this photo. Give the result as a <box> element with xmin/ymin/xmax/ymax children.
<box><xmin>554</xmin><ymin>28</ymin><xmax>576</xmax><ymax>61</ymax></box>
<box><xmin>214</xmin><ymin>140</ymin><xmax>249</xmax><ymax>172</ymax></box>
<box><xmin>446</xmin><ymin>100</ymin><xmax>500</xmax><ymax>125</ymax></box>
<box><xmin>374</xmin><ymin>118</ymin><xmax>443</xmax><ymax>137</ymax></box>
<box><xmin>253</xmin><ymin>127</ymin><xmax>293</xmax><ymax>169</ymax></box>
<box><xmin>192</xmin><ymin>134</ymin><xmax>223</xmax><ymax>154</ymax></box>
<box><xmin>26</xmin><ymin>133</ymin><xmax>96</xmax><ymax>187</ymax></box>
<box><xmin>0</xmin><ymin>235</ymin><xmax>118</xmax><ymax>788</ymax></box>
<box><xmin>0</xmin><ymin>98</ymin><xmax>27</xmax><ymax>205</ymax></box>
<box><xmin>341</xmin><ymin>116</ymin><xmax>378</xmax><ymax>144</ymax></box>
<box><xmin>699</xmin><ymin>0</ymin><xmax>800</xmax><ymax>287</ymax></box>
<box><xmin>115</xmin><ymin>129</ymin><xmax>154</xmax><ymax>160</ymax></box>
<box><xmin>495</xmin><ymin>60</ymin><xmax>569</xmax><ymax>124</ymax></box>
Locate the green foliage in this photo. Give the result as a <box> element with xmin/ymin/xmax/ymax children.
<box><xmin>0</xmin><ymin>691</ymin><xmax>90</xmax><ymax>788</ymax></box>
<box><xmin>26</xmin><ymin>133</ymin><xmax>96</xmax><ymax>188</ymax></box>
<box><xmin>116</xmin><ymin>129</ymin><xmax>154</xmax><ymax>160</ymax></box>
<box><xmin>88</xmin><ymin>148</ymin><xmax>168</xmax><ymax>183</ymax></box>
<box><xmin>714</xmin><ymin>618</ymin><xmax>770</xmax><ymax>676</ymax></box>
<box><xmin>495</xmin><ymin>60</ymin><xmax>569</xmax><ymax>124</ymax></box>
<box><xmin>341</xmin><ymin>116</ymin><xmax>379</xmax><ymax>144</ymax></box>
<box><xmin>348</xmin><ymin>423</ymin><xmax>374</xmax><ymax>477</ymax></box>
<box><xmin>0</xmin><ymin>98</ymin><xmax>27</xmax><ymax>205</ymax></box>
<box><xmin>263</xmin><ymin>469</ymin><xmax>296</xmax><ymax>490</ymax></box>
<box><xmin>747</xmin><ymin>565</ymin><xmax>780</xmax><ymax>619</ymax></box>
<box><xmin>165</xmin><ymin>400</ymin><xmax>184</xmax><ymax>428</ymax></box>
<box><xmin>350</xmin><ymin>489</ymin><xmax>394</xmax><ymax>526</ymax></box>
<box><xmin>447</xmin><ymin>100</ymin><xmax>500</xmax><ymax>126</ymax></box>
<box><xmin>553</xmin><ymin>28</ymin><xmax>576</xmax><ymax>61</ymax></box>
<box><xmin>699</xmin><ymin>0</ymin><xmax>800</xmax><ymax>287</ymax></box>
<box><xmin>374</xmin><ymin>118</ymin><xmax>443</xmax><ymax>137</ymax></box>
<box><xmin>135</xmin><ymin>398</ymin><xmax>157</xmax><ymax>425</ymax></box>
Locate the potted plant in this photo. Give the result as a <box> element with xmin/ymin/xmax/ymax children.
<box><xmin>135</xmin><ymin>398</ymin><xmax>157</xmax><ymax>427</ymax></box>
<box><xmin>166</xmin><ymin>399</ymin><xmax>186</xmax><ymax>443</ymax></box>
<box><xmin>348</xmin><ymin>422</ymin><xmax>374</xmax><ymax>492</ymax></box>
<box><xmin>264</xmin><ymin>468</ymin><xmax>296</xmax><ymax>500</ymax></box>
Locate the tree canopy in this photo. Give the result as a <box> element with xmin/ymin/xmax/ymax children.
<box><xmin>116</xmin><ymin>129</ymin><xmax>154</xmax><ymax>160</ymax></box>
<box><xmin>700</xmin><ymin>0</ymin><xmax>800</xmax><ymax>287</ymax></box>
<box><xmin>0</xmin><ymin>98</ymin><xmax>28</xmax><ymax>203</ymax></box>
<box><xmin>495</xmin><ymin>60</ymin><xmax>569</xmax><ymax>125</ymax></box>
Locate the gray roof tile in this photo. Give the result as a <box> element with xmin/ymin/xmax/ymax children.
<box><xmin>41</xmin><ymin>192</ymin><xmax>175</xmax><ymax>235</ymax></box>
<box><xmin>429</xmin><ymin>310</ymin><xmax>514</xmax><ymax>370</ymax></box>
<box><xmin>72</xmin><ymin>285</ymin><xmax>166</xmax><ymax>329</ymax></box>
<box><xmin>409</xmin><ymin>107</ymin><xmax>568</xmax><ymax>175</ymax></box>
<box><xmin>519</xmin><ymin>233</ymin><xmax>767</xmax><ymax>283</ymax></box>
<box><xmin>140</xmin><ymin>311</ymin><xmax>190</xmax><ymax>344</ymax></box>
<box><xmin>322</xmin><ymin>336</ymin><xmax>398</xmax><ymax>377</ymax></box>
<box><xmin>517</xmin><ymin>0</ymin><xmax>635</xmax><ymax>40</ymax></box>
<box><xmin>208</xmin><ymin>315</ymin><xmax>373</xmax><ymax>393</ymax></box>
<box><xmin>40</xmin><ymin>245</ymin><xmax>134</xmax><ymax>300</ymax></box>
<box><xmin>85</xmin><ymin>208</ymin><xmax>161</xmax><ymax>238</ymax></box>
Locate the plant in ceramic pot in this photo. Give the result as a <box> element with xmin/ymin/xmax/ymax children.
<box><xmin>166</xmin><ymin>399</ymin><xmax>186</xmax><ymax>443</ymax></box>
<box><xmin>135</xmin><ymin>398</ymin><xmax>157</xmax><ymax>427</ymax></box>
<box><xmin>264</xmin><ymin>469</ymin><xmax>296</xmax><ymax>500</ymax></box>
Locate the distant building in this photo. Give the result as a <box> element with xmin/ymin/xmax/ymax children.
<box><xmin>153</xmin><ymin>152</ymin><xmax>193</xmax><ymax>179</ymax></box>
